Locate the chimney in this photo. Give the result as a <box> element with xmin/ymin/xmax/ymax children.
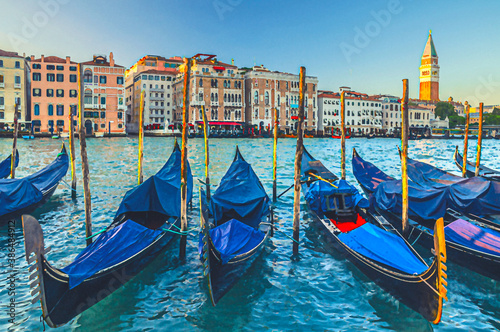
<box><xmin>66</xmin><ymin>56</ymin><xmax>70</xmax><ymax>64</ymax></box>
<box><xmin>31</xmin><ymin>55</ymin><xmax>34</xmax><ymax>61</ymax></box>
<box><xmin>109</xmin><ymin>52</ymin><xmax>114</xmax><ymax>67</ymax></box>
<box><xmin>41</xmin><ymin>55</ymin><xmax>44</xmax><ymax>62</ymax></box>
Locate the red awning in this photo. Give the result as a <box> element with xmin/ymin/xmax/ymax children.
<box><xmin>213</xmin><ymin>66</ymin><xmax>225</xmax><ymax>71</ymax></box>
<box><xmin>291</xmin><ymin>116</ymin><xmax>299</xmax><ymax>120</ymax></box>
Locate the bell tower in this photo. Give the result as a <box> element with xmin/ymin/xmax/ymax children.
<box><xmin>419</xmin><ymin>30</ymin><xmax>439</xmax><ymax>101</ymax></box>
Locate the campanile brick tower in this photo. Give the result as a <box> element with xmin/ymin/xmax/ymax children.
<box><xmin>419</xmin><ymin>30</ymin><xmax>439</xmax><ymax>101</ymax></box>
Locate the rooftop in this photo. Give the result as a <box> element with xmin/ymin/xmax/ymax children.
<box><xmin>0</xmin><ymin>49</ymin><xmax>24</xmax><ymax>58</ymax></box>
<box><xmin>31</xmin><ymin>55</ymin><xmax>77</xmax><ymax>64</ymax></box>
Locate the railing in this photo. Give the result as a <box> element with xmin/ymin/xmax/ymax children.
<box><xmin>150</xmin><ymin>96</ymin><xmax>163</xmax><ymax>101</ymax></box>
<box><xmin>211</xmin><ymin>101</ymin><xmax>219</xmax><ymax>106</ymax></box>
<box><xmin>0</xmin><ymin>83</ymin><xmax>4</xmax><ymax>88</ymax></box>
<box><xmin>0</xmin><ymin>105</ymin><xmax>4</xmax><ymax>110</ymax></box>
<box><xmin>14</xmin><ymin>83</ymin><xmax>21</xmax><ymax>89</ymax></box>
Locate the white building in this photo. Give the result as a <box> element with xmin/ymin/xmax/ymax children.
<box><xmin>374</xmin><ymin>95</ymin><xmax>401</xmax><ymax>134</ymax></box>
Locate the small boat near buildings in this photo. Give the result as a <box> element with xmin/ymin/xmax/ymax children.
<box><xmin>0</xmin><ymin>149</ymin><xmax>18</xmax><ymax>179</ymax></box>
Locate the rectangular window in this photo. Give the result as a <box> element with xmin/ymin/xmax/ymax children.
<box><xmin>100</xmin><ymin>76</ymin><xmax>107</xmax><ymax>84</ymax></box>
<box><xmin>15</xmin><ymin>76</ymin><xmax>21</xmax><ymax>84</ymax></box>
<box><xmin>56</xmin><ymin>89</ymin><xmax>64</xmax><ymax>97</ymax></box>
<box><xmin>70</xmin><ymin>90</ymin><xmax>77</xmax><ymax>97</ymax></box>
<box><xmin>155</xmin><ymin>76</ymin><xmax>159</xmax><ymax>81</ymax></box>
<box><xmin>57</xmin><ymin>74</ymin><xmax>64</xmax><ymax>82</ymax></box>
<box><xmin>0</xmin><ymin>75</ymin><xmax>3</xmax><ymax>83</ymax></box>
<box><xmin>48</xmin><ymin>105</ymin><xmax>54</xmax><ymax>116</ymax></box>
<box><xmin>56</xmin><ymin>65</ymin><xmax>64</xmax><ymax>70</ymax></box>
<box><xmin>142</xmin><ymin>75</ymin><xmax>147</xmax><ymax>80</ymax></box>
<box><xmin>33</xmin><ymin>88</ymin><xmax>41</xmax><ymax>97</ymax></box>
<box><xmin>100</xmin><ymin>97</ymin><xmax>106</xmax><ymax>105</ymax></box>
<box><xmin>47</xmin><ymin>65</ymin><xmax>55</xmax><ymax>70</ymax></box>
<box><xmin>0</xmin><ymin>112</ymin><xmax>4</xmax><ymax>119</ymax></box>
<box><xmin>94</xmin><ymin>75</ymin><xmax>98</xmax><ymax>83</ymax></box>
<box><xmin>47</xmin><ymin>73</ymin><xmax>55</xmax><ymax>82</ymax></box>
<box><xmin>34</xmin><ymin>105</ymin><xmax>40</xmax><ymax>116</ymax></box>
<box><xmin>70</xmin><ymin>74</ymin><xmax>77</xmax><ymax>82</ymax></box>
<box><xmin>57</xmin><ymin>120</ymin><xmax>64</xmax><ymax>126</ymax></box>
<box><xmin>117</xmin><ymin>77</ymin><xmax>124</xmax><ymax>84</ymax></box>
<box><xmin>148</xmin><ymin>75</ymin><xmax>153</xmax><ymax>80</ymax></box>
<box><xmin>0</xmin><ymin>60</ymin><xmax>3</xmax><ymax>67</ymax></box>
<box><xmin>56</xmin><ymin>105</ymin><xmax>64</xmax><ymax>116</ymax></box>
<box><xmin>69</xmin><ymin>66</ymin><xmax>77</xmax><ymax>71</ymax></box>
<box><xmin>15</xmin><ymin>61</ymin><xmax>20</xmax><ymax>68</ymax></box>
<box><xmin>0</xmin><ymin>97</ymin><xmax>4</xmax><ymax>105</ymax></box>
<box><xmin>100</xmin><ymin>111</ymin><xmax>105</xmax><ymax>118</ymax></box>
<box><xmin>47</xmin><ymin>89</ymin><xmax>54</xmax><ymax>97</ymax></box>
<box><xmin>118</xmin><ymin>112</ymin><xmax>123</xmax><ymax>119</ymax></box>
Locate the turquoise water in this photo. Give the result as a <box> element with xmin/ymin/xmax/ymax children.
<box><xmin>0</xmin><ymin>137</ymin><xmax>499</xmax><ymax>331</ymax></box>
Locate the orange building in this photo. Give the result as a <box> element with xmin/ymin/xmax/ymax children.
<box><xmin>30</xmin><ymin>55</ymin><xmax>78</xmax><ymax>133</ymax></box>
<box><xmin>81</xmin><ymin>53</ymin><xmax>126</xmax><ymax>135</ymax></box>
<box><xmin>419</xmin><ymin>31</ymin><xmax>440</xmax><ymax>101</ymax></box>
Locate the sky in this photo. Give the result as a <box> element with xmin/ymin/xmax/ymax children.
<box><xmin>1</xmin><ymin>0</ymin><xmax>500</xmax><ymax>107</ymax></box>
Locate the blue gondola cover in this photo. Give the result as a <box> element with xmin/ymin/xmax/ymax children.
<box><xmin>115</xmin><ymin>147</ymin><xmax>193</xmax><ymax>220</ymax></box>
<box><xmin>0</xmin><ymin>150</ymin><xmax>19</xmax><ymax>179</ymax></box>
<box><xmin>444</xmin><ymin>219</ymin><xmax>500</xmax><ymax>256</ymax></box>
<box><xmin>338</xmin><ymin>223</ymin><xmax>428</xmax><ymax>274</ymax></box>
<box><xmin>210</xmin><ymin>152</ymin><xmax>269</xmax><ymax>228</ymax></box>
<box><xmin>352</xmin><ymin>153</ymin><xmax>394</xmax><ymax>192</ymax></box>
<box><xmin>208</xmin><ymin>218</ymin><xmax>265</xmax><ymax>264</ymax></box>
<box><xmin>62</xmin><ymin>220</ymin><xmax>162</xmax><ymax>289</ymax></box>
<box><xmin>305</xmin><ymin>179</ymin><xmax>369</xmax><ymax>215</ymax></box>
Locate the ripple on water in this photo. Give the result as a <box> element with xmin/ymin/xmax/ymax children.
<box><xmin>0</xmin><ymin>137</ymin><xmax>499</xmax><ymax>331</ymax></box>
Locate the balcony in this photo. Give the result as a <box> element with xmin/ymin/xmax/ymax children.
<box><xmin>211</xmin><ymin>101</ymin><xmax>219</xmax><ymax>106</ymax></box>
<box><xmin>14</xmin><ymin>83</ymin><xmax>21</xmax><ymax>89</ymax></box>
<box><xmin>93</xmin><ymin>104</ymin><xmax>99</xmax><ymax>109</ymax></box>
<box><xmin>150</xmin><ymin>87</ymin><xmax>163</xmax><ymax>92</ymax></box>
<box><xmin>100</xmin><ymin>105</ymin><xmax>106</xmax><ymax>109</ymax></box>
<box><xmin>150</xmin><ymin>96</ymin><xmax>163</xmax><ymax>101</ymax></box>
<box><xmin>0</xmin><ymin>105</ymin><xmax>4</xmax><ymax>110</ymax></box>
<box><xmin>0</xmin><ymin>83</ymin><xmax>4</xmax><ymax>88</ymax></box>
<box><xmin>118</xmin><ymin>104</ymin><xmax>126</xmax><ymax>110</ymax></box>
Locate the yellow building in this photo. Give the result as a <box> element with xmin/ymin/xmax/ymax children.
<box><xmin>0</xmin><ymin>49</ymin><xmax>29</xmax><ymax>129</ymax></box>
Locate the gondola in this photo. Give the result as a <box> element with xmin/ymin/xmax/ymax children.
<box><xmin>0</xmin><ymin>149</ymin><xmax>18</xmax><ymax>178</ymax></box>
<box><xmin>22</xmin><ymin>142</ymin><xmax>193</xmax><ymax>328</ymax></box>
<box><xmin>352</xmin><ymin>148</ymin><xmax>500</xmax><ymax>280</ymax></box>
<box><xmin>331</xmin><ymin>127</ymin><xmax>351</xmax><ymax>139</ymax></box>
<box><xmin>453</xmin><ymin>146</ymin><xmax>500</xmax><ymax>181</ymax></box>
<box><xmin>1</xmin><ymin>145</ymin><xmax>68</xmax><ymax>223</ymax></box>
<box><xmin>300</xmin><ymin>146</ymin><xmax>447</xmax><ymax>324</ymax></box>
<box><xmin>199</xmin><ymin>147</ymin><xmax>271</xmax><ymax>306</ymax></box>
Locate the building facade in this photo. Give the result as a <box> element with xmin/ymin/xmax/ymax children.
<box><xmin>125</xmin><ymin>55</ymin><xmax>182</xmax><ymax>133</ymax></box>
<box><xmin>173</xmin><ymin>55</ymin><xmax>245</xmax><ymax>127</ymax></box>
<box><xmin>243</xmin><ymin>65</ymin><xmax>318</xmax><ymax>133</ymax></box>
<box><xmin>318</xmin><ymin>87</ymin><xmax>383</xmax><ymax>135</ymax></box>
<box><xmin>375</xmin><ymin>95</ymin><xmax>401</xmax><ymax>133</ymax></box>
<box><xmin>81</xmin><ymin>53</ymin><xmax>126</xmax><ymax>135</ymax></box>
<box><xmin>419</xmin><ymin>31</ymin><xmax>440</xmax><ymax>101</ymax></box>
<box><xmin>0</xmin><ymin>49</ymin><xmax>29</xmax><ymax>128</ymax></box>
<box><xmin>30</xmin><ymin>55</ymin><xmax>78</xmax><ymax>133</ymax></box>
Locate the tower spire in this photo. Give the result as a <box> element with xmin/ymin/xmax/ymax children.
<box><xmin>419</xmin><ymin>30</ymin><xmax>440</xmax><ymax>101</ymax></box>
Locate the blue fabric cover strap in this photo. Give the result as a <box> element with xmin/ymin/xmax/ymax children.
<box><xmin>0</xmin><ymin>150</ymin><xmax>19</xmax><ymax>179</ymax></box>
<box><xmin>338</xmin><ymin>223</ymin><xmax>428</xmax><ymax>275</ymax></box>
<box><xmin>26</xmin><ymin>151</ymin><xmax>69</xmax><ymax>192</ymax></box>
<box><xmin>61</xmin><ymin>220</ymin><xmax>162</xmax><ymax>289</ymax></box>
<box><xmin>209</xmin><ymin>219</ymin><xmax>265</xmax><ymax>265</ymax></box>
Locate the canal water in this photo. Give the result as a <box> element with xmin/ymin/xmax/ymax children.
<box><xmin>0</xmin><ymin>137</ymin><xmax>499</xmax><ymax>331</ymax></box>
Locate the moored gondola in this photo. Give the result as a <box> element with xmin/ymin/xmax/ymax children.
<box><xmin>453</xmin><ymin>146</ymin><xmax>500</xmax><ymax>181</ymax></box>
<box><xmin>301</xmin><ymin>146</ymin><xmax>447</xmax><ymax>324</ymax></box>
<box><xmin>352</xmin><ymin>148</ymin><xmax>500</xmax><ymax>280</ymax></box>
<box><xmin>199</xmin><ymin>147</ymin><xmax>271</xmax><ymax>305</ymax></box>
<box><xmin>0</xmin><ymin>149</ymin><xmax>19</xmax><ymax>179</ymax></box>
<box><xmin>0</xmin><ymin>145</ymin><xmax>68</xmax><ymax>223</ymax></box>
<box><xmin>22</xmin><ymin>142</ymin><xmax>193</xmax><ymax>328</ymax></box>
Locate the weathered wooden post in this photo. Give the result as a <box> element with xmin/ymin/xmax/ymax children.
<box><xmin>138</xmin><ymin>90</ymin><xmax>145</xmax><ymax>185</ymax></box>
<box><xmin>273</xmin><ymin>107</ymin><xmax>279</xmax><ymax>202</ymax></box>
<box><xmin>179</xmin><ymin>57</ymin><xmax>192</xmax><ymax>259</ymax></box>
<box><xmin>340</xmin><ymin>91</ymin><xmax>346</xmax><ymax>180</ymax></box>
<box><xmin>401</xmin><ymin>79</ymin><xmax>409</xmax><ymax>237</ymax></box>
<box><xmin>292</xmin><ymin>67</ymin><xmax>306</xmax><ymax>255</ymax></box>
<box><xmin>462</xmin><ymin>102</ymin><xmax>470</xmax><ymax>178</ymax></box>
<box><xmin>69</xmin><ymin>103</ymin><xmax>77</xmax><ymax>198</ymax></box>
<box><xmin>201</xmin><ymin>105</ymin><xmax>210</xmax><ymax>201</ymax></box>
<box><xmin>78</xmin><ymin>64</ymin><xmax>92</xmax><ymax>246</ymax></box>
<box><xmin>10</xmin><ymin>103</ymin><xmax>19</xmax><ymax>179</ymax></box>
<box><xmin>475</xmin><ymin>102</ymin><xmax>484</xmax><ymax>177</ymax></box>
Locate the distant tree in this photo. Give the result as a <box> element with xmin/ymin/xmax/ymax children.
<box><xmin>449</xmin><ymin>115</ymin><xmax>465</xmax><ymax>128</ymax></box>
<box><xmin>492</xmin><ymin>107</ymin><xmax>500</xmax><ymax>115</ymax></box>
<box><xmin>434</xmin><ymin>102</ymin><xmax>455</xmax><ymax>120</ymax></box>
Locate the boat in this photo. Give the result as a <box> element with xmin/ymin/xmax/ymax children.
<box><xmin>453</xmin><ymin>146</ymin><xmax>500</xmax><ymax>181</ymax></box>
<box><xmin>0</xmin><ymin>149</ymin><xmax>18</xmax><ymax>179</ymax></box>
<box><xmin>331</xmin><ymin>127</ymin><xmax>351</xmax><ymax>139</ymax></box>
<box><xmin>51</xmin><ymin>135</ymin><xmax>60</xmax><ymax>139</ymax></box>
<box><xmin>60</xmin><ymin>132</ymin><xmax>70</xmax><ymax>138</ymax></box>
<box><xmin>22</xmin><ymin>142</ymin><xmax>193</xmax><ymax>328</ymax></box>
<box><xmin>0</xmin><ymin>145</ymin><xmax>69</xmax><ymax>223</ymax></box>
<box><xmin>22</xmin><ymin>135</ymin><xmax>35</xmax><ymax>139</ymax></box>
<box><xmin>352</xmin><ymin>149</ymin><xmax>500</xmax><ymax>280</ymax></box>
<box><xmin>300</xmin><ymin>146</ymin><xmax>447</xmax><ymax>323</ymax></box>
<box><xmin>94</xmin><ymin>132</ymin><xmax>105</xmax><ymax>138</ymax></box>
<box><xmin>199</xmin><ymin>147</ymin><xmax>271</xmax><ymax>305</ymax></box>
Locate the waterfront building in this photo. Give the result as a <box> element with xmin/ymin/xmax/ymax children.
<box><xmin>81</xmin><ymin>53</ymin><xmax>126</xmax><ymax>135</ymax></box>
<box><xmin>125</xmin><ymin>55</ymin><xmax>182</xmax><ymax>133</ymax></box>
<box><xmin>30</xmin><ymin>55</ymin><xmax>78</xmax><ymax>133</ymax></box>
<box><xmin>0</xmin><ymin>49</ymin><xmax>30</xmax><ymax>129</ymax></box>
<box><xmin>173</xmin><ymin>54</ymin><xmax>245</xmax><ymax>131</ymax></box>
<box><xmin>318</xmin><ymin>87</ymin><xmax>383</xmax><ymax>136</ymax></box>
<box><xmin>373</xmin><ymin>94</ymin><xmax>401</xmax><ymax>134</ymax></box>
<box><xmin>242</xmin><ymin>65</ymin><xmax>319</xmax><ymax>134</ymax></box>
<box><xmin>419</xmin><ymin>31</ymin><xmax>440</xmax><ymax>101</ymax></box>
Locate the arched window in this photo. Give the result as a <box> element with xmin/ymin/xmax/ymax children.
<box><xmin>211</xmin><ymin>93</ymin><xmax>214</xmax><ymax>102</ymax></box>
<box><xmin>199</xmin><ymin>92</ymin><xmax>203</xmax><ymax>101</ymax></box>
<box><xmin>34</xmin><ymin>104</ymin><xmax>40</xmax><ymax>116</ymax></box>
<box><xmin>277</xmin><ymin>95</ymin><xmax>280</xmax><ymax>106</ymax></box>
<box><xmin>265</xmin><ymin>92</ymin><xmax>269</xmax><ymax>105</ymax></box>
<box><xmin>199</xmin><ymin>78</ymin><xmax>203</xmax><ymax>87</ymax></box>
<box><xmin>238</xmin><ymin>94</ymin><xmax>241</xmax><ymax>103</ymax></box>
<box><xmin>254</xmin><ymin>91</ymin><xmax>258</xmax><ymax>104</ymax></box>
<box><xmin>234</xmin><ymin>81</ymin><xmax>238</xmax><ymax>89</ymax></box>
<box><xmin>83</xmin><ymin>69</ymin><xmax>92</xmax><ymax>83</ymax></box>
<box><xmin>231</xmin><ymin>94</ymin><xmax>235</xmax><ymax>102</ymax></box>
<box><xmin>224</xmin><ymin>93</ymin><xmax>227</xmax><ymax>102</ymax></box>
<box><xmin>48</xmin><ymin>104</ymin><xmax>54</xmax><ymax>116</ymax></box>
<box><xmin>215</xmin><ymin>93</ymin><xmax>218</xmax><ymax>101</ymax></box>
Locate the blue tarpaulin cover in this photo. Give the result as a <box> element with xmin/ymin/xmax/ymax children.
<box><xmin>407</xmin><ymin>157</ymin><xmax>462</xmax><ymax>188</ymax></box>
<box><xmin>210</xmin><ymin>149</ymin><xmax>269</xmax><ymax>228</ymax></box>
<box><xmin>305</xmin><ymin>179</ymin><xmax>369</xmax><ymax>215</ymax></box>
<box><xmin>208</xmin><ymin>218</ymin><xmax>265</xmax><ymax>265</ymax></box>
<box><xmin>61</xmin><ymin>220</ymin><xmax>162</xmax><ymax>289</ymax></box>
<box><xmin>0</xmin><ymin>150</ymin><xmax>19</xmax><ymax>179</ymax></box>
<box><xmin>352</xmin><ymin>152</ymin><xmax>395</xmax><ymax>192</ymax></box>
<box><xmin>115</xmin><ymin>145</ymin><xmax>193</xmax><ymax>220</ymax></box>
<box><xmin>338</xmin><ymin>223</ymin><xmax>428</xmax><ymax>274</ymax></box>
<box><xmin>0</xmin><ymin>149</ymin><xmax>68</xmax><ymax>218</ymax></box>
<box><xmin>444</xmin><ymin>219</ymin><xmax>500</xmax><ymax>256</ymax></box>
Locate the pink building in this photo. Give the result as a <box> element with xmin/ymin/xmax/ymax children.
<box><xmin>30</xmin><ymin>55</ymin><xmax>78</xmax><ymax>133</ymax></box>
<box><xmin>81</xmin><ymin>53</ymin><xmax>126</xmax><ymax>135</ymax></box>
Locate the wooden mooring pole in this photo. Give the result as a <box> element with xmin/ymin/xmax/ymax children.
<box><xmin>401</xmin><ymin>79</ymin><xmax>409</xmax><ymax>237</ymax></box>
<box><xmin>69</xmin><ymin>104</ymin><xmax>77</xmax><ymax>198</ymax></box>
<box><xmin>273</xmin><ymin>107</ymin><xmax>279</xmax><ymax>202</ymax></box>
<box><xmin>10</xmin><ymin>103</ymin><xmax>19</xmax><ymax>179</ymax></box>
<box><xmin>475</xmin><ymin>102</ymin><xmax>484</xmax><ymax>177</ymax></box>
<box><xmin>292</xmin><ymin>67</ymin><xmax>306</xmax><ymax>255</ymax></box>
<box><xmin>138</xmin><ymin>90</ymin><xmax>145</xmax><ymax>185</ymax></box>
<box><xmin>462</xmin><ymin>101</ymin><xmax>470</xmax><ymax>178</ymax></box>
<box><xmin>78</xmin><ymin>64</ymin><xmax>92</xmax><ymax>246</ymax></box>
<box><xmin>179</xmin><ymin>58</ymin><xmax>192</xmax><ymax>259</ymax></box>
<box><xmin>340</xmin><ymin>91</ymin><xmax>346</xmax><ymax>180</ymax></box>
<box><xmin>201</xmin><ymin>105</ymin><xmax>210</xmax><ymax>201</ymax></box>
